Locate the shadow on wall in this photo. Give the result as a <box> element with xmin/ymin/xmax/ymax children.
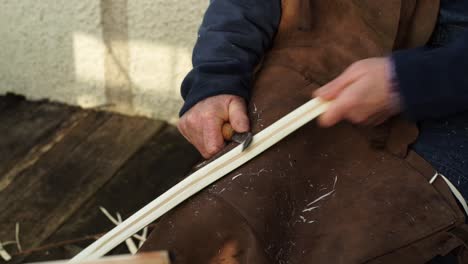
<box><xmin>0</xmin><ymin>0</ymin><xmax>207</xmax><ymax>122</ymax></box>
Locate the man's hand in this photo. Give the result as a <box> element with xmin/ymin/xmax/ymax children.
<box><xmin>178</xmin><ymin>95</ymin><xmax>250</xmax><ymax>159</ymax></box>
<box><xmin>314</xmin><ymin>57</ymin><xmax>402</xmax><ymax>127</ymax></box>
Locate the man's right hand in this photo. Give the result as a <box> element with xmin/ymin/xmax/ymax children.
<box><xmin>178</xmin><ymin>94</ymin><xmax>250</xmax><ymax>159</ymax></box>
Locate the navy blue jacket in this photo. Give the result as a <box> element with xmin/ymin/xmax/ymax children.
<box><xmin>180</xmin><ymin>0</ymin><xmax>280</xmax><ymax>115</ymax></box>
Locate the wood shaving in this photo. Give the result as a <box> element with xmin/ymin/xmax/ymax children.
<box><xmin>305</xmin><ymin>176</ymin><xmax>339</xmax><ymax>208</ymax></box>
<box><xmin>0</xmin><ymin>242</ymin><xmax>12</xmax><ymax>261</ymax></box>
<box><xmin>15</xmin><ymin>223</ymin><xmax>22</xmax><ymax>252</ymax></box>
<box><xmin>138</xmin><ymin>227</ymin><xmax>148</xmax><ymax>249</ymax></box>
<box><xmin>231</xmin><ymin>173</ymin><xmax>243</xmax><ymax>181</ymax></box>
<box><xmin>254</xmin><ymin>168</ymin><xmax>267</xmax><ymax>176</ymax></box>
<box><xmin>306</xmin><ymin>190</ymin><xmax>335</xmax><ymax>207</ymax></box>
<box><xmin>0</xmin><ymin>224</ymin><xmax>22</xmax><ymax>261</ymax></box>
<box><xmin>302</xmin><ymin>206</ymin><xmax>320</xmax><ymax>212</ymax></box>
<box><xmin>0</xmin><ymin>241</ymin><xmax>16</xmax><ymax>261</ymax></box>
<box><xmin>99</xmin><ymin>207</ymin><xmax>120</xmax><ymax>226</ymax></box>
<box><xmin>117</xmin><ymin>214</ymin><xmax>138</xmax><ymax>255</ymax></box>
<box><xmin>100</xmin><ymin>207</ymin><xmax>138</xmax><ymax>255</ymax></box>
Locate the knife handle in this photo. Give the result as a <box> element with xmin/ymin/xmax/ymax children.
<box><xmin>222</xmin><ymin>123</ymin><xmax>235</xmax><ymax>141</ymax></box>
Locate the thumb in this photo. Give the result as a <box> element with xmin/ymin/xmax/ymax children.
<box><xmin>228</xmin><ymin>97</ymin><xmax>250</xmax><ymax>132</ymax></box>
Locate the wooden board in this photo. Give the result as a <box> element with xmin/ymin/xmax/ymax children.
<box><xmin>23</xmin><ymin>126</ymin><xmax>200</xmax><ymax>262</ymax></box>
<box><xmin>0</xmin><ymin>109</ymin><xmax>165</xmax><ymax>262</ymax></box>
<box><xmin>0</xmin><ymin>98</ymin><xmax>78</xmax><ymax>191</ymax></box>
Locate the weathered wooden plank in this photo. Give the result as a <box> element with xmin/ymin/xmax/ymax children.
<box><xmin>0</xmin><ymin>112</ymin><xmax>165</xmax><ymax>261</ymax></box>
<box><xmin>0</xmin><ymin>99</ymin><xmax>79</xmax><ymax>191</ymax></box>
<box><xmin>23</xmin><ymin>126</ymin><xmax>200</xmax><ymax>262</ymax></box>
<box><xmin>0</xmin><ymin>110</ymin><xmax>111</xmax><ymax>258</ymax></box>
<box><xmin>0</xmin><ymin>93</ymin><xmax>24</xmax><ymax>112</ymax></box>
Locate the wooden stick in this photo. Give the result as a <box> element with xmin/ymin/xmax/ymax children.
<box><xmin>70</xmin><ymin>98</ymin><xmax>329</xmax><ymax>262</ymax></box>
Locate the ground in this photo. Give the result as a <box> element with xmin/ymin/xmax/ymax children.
<box><xmin>0</xmin><ymin>94</ymin><xmax>200</xmax><ymax>263</ymax></box>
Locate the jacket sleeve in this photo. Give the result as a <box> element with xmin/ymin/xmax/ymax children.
<box><xmin>391</xmin><ymin>30</ymin><xmax>468</xmax><ymax>121</ymax></box>
<box><xmin>179</xmin><ymin>0</ymin><xmax>281</xmax><ymax>116</ymax></box>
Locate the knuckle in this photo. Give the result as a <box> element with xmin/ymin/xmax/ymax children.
<box><xmin>232</xmin><ymin>96</ymin><xmax>245</xmax><ymax>104</ymax></box>
<box><xmin>185</xmin><ymin>114</ymin><xmax>199</xmax><ymax>126</ymax></box>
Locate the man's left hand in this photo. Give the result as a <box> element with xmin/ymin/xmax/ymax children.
<box><xmin>314</xmin><ymin>57</ymin><xmax>402</xmax><ymax>127</ymax></box>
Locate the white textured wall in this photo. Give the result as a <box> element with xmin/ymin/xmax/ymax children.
<box><xmin>0</xmin><ymin>0</ymin><xmax>207</xmax><ymax>122</ymax></box>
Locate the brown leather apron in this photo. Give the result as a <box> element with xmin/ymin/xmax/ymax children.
<box><xmin>140</xmin><ymin>1</ymin><xmax>468</xmax><ymax>263</ymax></box>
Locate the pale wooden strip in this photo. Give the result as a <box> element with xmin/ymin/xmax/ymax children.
<box><xmin>71</xmin><ymin>98</ymin><xmax>329</xmax><ymax>262</ymax></box>
<box><xmin>0</xmin><ymin>242</ymin><xmax>12</xmax><ymax>261</ymax></box>
<box><xmin>28</xmin><ymin>251</ymin><xmax>169</xmax><ymax>264</ymax></box>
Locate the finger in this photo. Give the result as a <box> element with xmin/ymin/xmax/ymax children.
<box><xmin>314</xmin><ymin>70</ymin><xmax>357</xmax><ymax>100</ymax></box>
<box><xmin>317</xmin><ymin>98</ymin><xmax>350</xmax><ymax>127</ymax></box>
<box><xmin>228</xmin><ymin>98</ymin><xmax>250</xmax><ymax>132</ymax></box>
<box><xmin>202</xmin><ymin>118</ymin><xmax>225</xmax><ymax>158</ymax></box>
<box><xmin>318</xmin><ymin>104</ymin><xmax>343</xmax><ymax>127</ymax></box>
<box><xmin>188</xmin><ymin>132</ymin><xmax>207</xmax><ymax>158</ymax></box>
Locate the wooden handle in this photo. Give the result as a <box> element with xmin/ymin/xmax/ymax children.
<box><xmin>222</xmin><ymin>123</ymin><xmax>235</xmax><ymax>141</ymax></box>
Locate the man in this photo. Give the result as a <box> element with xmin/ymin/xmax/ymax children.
<box><xmin>178</xmin><ymin>0</ymin><xmax>468</xmax><ymax>202</ymax></box>
<box><xmin>164</xmin><ymin>0</ymin><xmax>468</xmax><ymax>262</ymax></box>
